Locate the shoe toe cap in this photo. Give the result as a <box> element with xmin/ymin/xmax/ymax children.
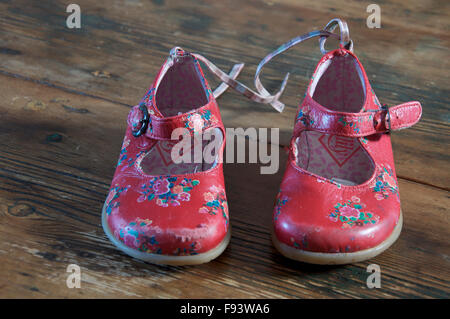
<box><xmin>104</xmin><ymin>178</ymin><xmax>229</xmax><ymax>256</ymax></box>
<box><xmin>273</xmin><ymin>189</ymin><xmax>400</xmax><ymax>254</ymax></box>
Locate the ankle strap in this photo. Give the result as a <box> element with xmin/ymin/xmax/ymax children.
<box><xmin>128</xmin><ymin>99</ymin><xmax>222</xmax><ymax>140</ymax></box>
<box><xmin>294</xmin><ymin>99</ymin><xmax>422</xmax><ymax>137</ymax></box>
<box><xmin>170</xmin><ymin>47</ymin><xmax>287</xmax><ymax>111</ymax></box>
<box><xmin>254</xmin><ymin>18</ymin><xmax>353</xmax><ymax>111</ymax></box>
<box><xmin>319</xmin><ymin>18</ymin><xmax>353</xmax><ymax>55</ymax></box>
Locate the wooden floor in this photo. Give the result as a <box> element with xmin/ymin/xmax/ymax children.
<box><xmin>0</xmin><ymin>0</ymin><xmax>449</xmax><ymax>298</ymax></box>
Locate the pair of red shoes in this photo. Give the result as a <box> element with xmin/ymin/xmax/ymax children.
<box><xmin>102</xmin><ymin>19</ymin><xmax>422</xmax><ymax>265</ymax></box>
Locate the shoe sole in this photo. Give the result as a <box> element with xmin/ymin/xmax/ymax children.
<box><xmin>102</xmin><ymin>202</ymin><xmax>231</xmax><ymax>266</ymax></box>
<box><xmin>272</xmin><ymin>212</ymin><xmax>403</xmax><ymax>265</ymax></box>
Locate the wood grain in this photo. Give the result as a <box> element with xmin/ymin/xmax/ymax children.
<box><xmin>0</xmin><ymin>74</ymin><xmax>448</xmax><ymax>298</ymax></box>
<box><xmin>0</xmin><ymin>0</ymin><xmax>448</xmax><ymax>298</ymax></box>
<box><xmin>0</xmin><ymin>0</ymin><xmax>448</xmax><ymax>189</ymax></box>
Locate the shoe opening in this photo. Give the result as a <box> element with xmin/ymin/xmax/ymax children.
<box><xmin>155</xmin><ymin>54</ymin><xmax>210</xmax><ymax>117</ymax></box>
<box><xmin>139</xmin><ymin>54</ymin><xmax>224</xmax><ymax>176</ymax></box>
<box><xmin>309</xmin><ymin>53</ymin><xmax>366</xmax><ymax>113</ymax></box>
<box><xmin>139</xmin><ymin>127</ymin><xmax>223</xmax><ymax>176</ymax></box>
<box><xmin>294</xmin><ymin>131</ymin><xmax>374</xmax><ymax>186</ymax></box>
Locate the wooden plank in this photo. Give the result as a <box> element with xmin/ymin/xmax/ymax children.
<box><xmin>0</xmin><ymin>74</ymin><xmax>448</xmax><ymax>298</ymax></box>
<box><xmin>0</xmin><ymin>0</ymin><xmax>448</xmax><ymax>188</ymax></box>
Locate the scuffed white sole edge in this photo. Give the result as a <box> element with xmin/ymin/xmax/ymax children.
<box><xmin>102</xmin><ymin>202</ymin><xmax>231</xmax><ymax>266</ymax></box>
<box><xmin>272</xmin><ymin>212</ymin><xmax>403</xmax><ymax>265</ymax></box>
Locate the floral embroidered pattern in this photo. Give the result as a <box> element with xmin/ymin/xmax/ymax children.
<box><xmin>198</xmin><ymin>186</ymin><xmax>228</xmax><ymax>224</ymax></box>
<box><xmin>173</xmin><ymin>242</ymin><xmax>200</xmax><ymax>256</ymax></box>
<box><xmin>185</xmin><ymin>109</ymin><xmax>217</xmax><ymax>133</ymax></box>
<box><xmin>117</xmin><ymin>137</ymin><xmax>146</xmax><ymax>169</ymax></box>
<box><xmin>142</xmin><ymin>88</ymin><xmax>157</xmax><ymax>115</ymax></box>
<box><xmin>328</xmin><ymin>196</ymin><xmax>378</xmax><ymax>228</ymax></box>
<box><xmin>115</xmin><ymin>218</ymin><xmax>201</xmax><ymax>256</ymax></box>
<box><xmin>338</xmin><ymin>116</ymin><xmax>361</xmax><ymax>134</ymax></box>
<box><xmin>118</xmin><ymin>149</ymin><xmax>145</xmax><ymax>168</ymax></box>
<box><xmin>138</xmin><ymin>177</ymin><xmax>200</xmax><ymax>207</ymax></box>
<box><xmin>115</xmin><ymin>218</ymin><xmax>162</xmax><ymax>254</ymax></box>
<box><xmin>296</xmin><ymin>110</ymin><xmax>314</xmax><ymax>126</ymax></box>
<box><xmin>105</xmin><ymin>185</ymin><xmax>130</xmax><ymax>216</ymax></box>
<box><xmin>144</xmin><ymin>87</ymin><xmax>154</xmax><ymax>101</ymax></box>
<box><xmin>117</xmin><ymin>138</ymin><xmax>130</xmax><ymax>166</ymax></box>
<box><xmin>274</xmin><ymin>191</ymin><xmax>288</xmax><ymax>221</ymax></box>
<box><xmin>290</xmin><ymin>236</ymin><xmax>308</xmax><ymax>249</ymax></box>
<box><xmin>372</xmin><ymin>165</ymin><xmax>398</xmax><ymax>200</ymax></box>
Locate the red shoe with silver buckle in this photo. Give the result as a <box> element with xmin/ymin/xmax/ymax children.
<box><xmin>103</xmin><ymin>47</ymin><xmax>284</xmax><ymax>265</ymax></box>
<box><xmin>255</xmin><ymin>19</ymin><xmax>422</xmax><ymax>264</ymax></box>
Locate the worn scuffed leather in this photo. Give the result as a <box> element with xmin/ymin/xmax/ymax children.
<box><xmin>104</xmin><ymin>52</ymin><xmax>229</xmax><ymax>256</ymax></box>
<box><xmin>273</xmin><ymin>48</ymin><xmax>422</xmax><ymax>254</ymax></box>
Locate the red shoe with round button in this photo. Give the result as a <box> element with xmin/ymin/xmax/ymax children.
<box><xmin>103</xmin><ymin>45</ymin><xmax>286</xmax><ymax>265</ymax></box>
<box><xmin>102</xmin><ymin>48</ymin><xmax>238</xmax><ymax>265</ymax></box>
